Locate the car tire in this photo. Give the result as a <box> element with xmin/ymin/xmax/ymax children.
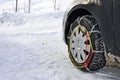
<box><xmin>68</xmin><ymin>15</ymin><xmax>106</xmax><ymax>72</ymax></box>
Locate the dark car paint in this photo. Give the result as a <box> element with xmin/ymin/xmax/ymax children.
<box><xmin>113</xmin><ymin>1</ymin><xmax>120</xmax><ymax>56</ymax></box>
<box><xmin>63</xmin><ymin>0</ymin><xmax>120</xmax><ymax>57</ymax></box>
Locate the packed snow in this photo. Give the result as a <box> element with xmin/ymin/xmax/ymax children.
<box><xmin>0</xmin><ymin>0</ymin><xmax>120</xmax><ymax>80</ymax></box>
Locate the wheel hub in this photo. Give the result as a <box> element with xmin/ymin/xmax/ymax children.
<box><xmin>70</xmin><ymin>25</ymin><xmax>91</xmax><ymax>63</ymax></box>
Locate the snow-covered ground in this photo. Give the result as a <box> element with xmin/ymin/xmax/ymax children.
<box><xmin>0</xmin><ymin>0</ymin><xmax>120</xmax><ymax>80</ymax></box>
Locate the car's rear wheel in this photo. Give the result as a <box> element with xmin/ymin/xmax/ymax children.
<box><xmin>68</xmin><ymin>15</ymin><xmax>106</xmax><ymax>72</ymax></box>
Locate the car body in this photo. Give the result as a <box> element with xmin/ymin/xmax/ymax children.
<box><xmin>63</xmin><ymin>0</ymin><xmax>120</xmax><ymax>57</ymax></box>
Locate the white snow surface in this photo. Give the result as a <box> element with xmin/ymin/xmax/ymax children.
<box><xmin>0</xmin><ymin>0</ymin><xmax>120</xmax><ymax>80</ymax></box>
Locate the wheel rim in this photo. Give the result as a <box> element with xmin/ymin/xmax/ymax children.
<box><xmin>70</xmin><ymin>25</ymin><xmax>91</xmax><ymax>63</ymax></box>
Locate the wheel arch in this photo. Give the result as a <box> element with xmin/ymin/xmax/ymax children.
<box><xmin>64</xmin><ymin>8</ymin><xmax>91</xmax><ymax>44</ymax></box>
<box><xmin>64</xmin><ymin>4</ymin><xmax>112</xmax><ymax>53</ymax></box>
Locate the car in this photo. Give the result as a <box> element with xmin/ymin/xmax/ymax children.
<box><xmin>63</xmin><ymin>0</ymin><xmax>120</xmax><ymax>72</ymax></box>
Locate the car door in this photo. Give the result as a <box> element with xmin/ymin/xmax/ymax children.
<box><xmin>113</xmin><ymin>0</ymin><xmax>120</xmax><ymax>51</ymax></box>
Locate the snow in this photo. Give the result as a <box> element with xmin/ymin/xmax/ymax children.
<box><xmin>0</xmin><ymin>0</ymin><xmax>120</xmax><ymax>80</ymax></box>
